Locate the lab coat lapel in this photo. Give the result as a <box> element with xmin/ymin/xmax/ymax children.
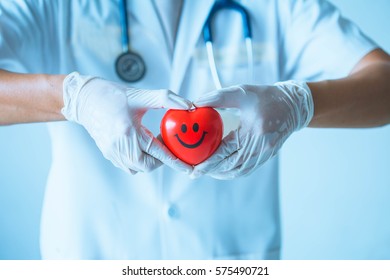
<box><xmin>129</xmin><ymin>1</ymin><xmax>170</xmax><ymax>63</ymax></box>
<box><xmin>170</xmin><ymin>0</ymin><xmax>215</xmax><ymax>93</ymax></box>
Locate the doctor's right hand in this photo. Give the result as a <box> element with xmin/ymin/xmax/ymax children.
<box><xmin>61</xmin><ymin>72</ymin><xmax>193</xmax><ymax>174</ymax></box>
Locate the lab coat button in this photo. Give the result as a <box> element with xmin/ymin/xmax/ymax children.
<box><xmin>168</xmin><ymin>205</ymin><xmax>179</xmax><ymax>218</ymax></box>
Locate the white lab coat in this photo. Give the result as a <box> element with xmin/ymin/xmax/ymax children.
<box><xmin>0</xmin><ymin>0</ymin><xmax>376</xmax><ymax>259</ymax></box>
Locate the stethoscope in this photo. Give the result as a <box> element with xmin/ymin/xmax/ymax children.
<box><xmin>115</xmin><ymin>0</ymin><xmax>146</xmax><ymax>82</ymax></box>
<box><xmin>115</xmin><ymin>0</ymin><xmax>254</xmax><ymax>87</ymax></box>
<box><xmin>203</xmin><ymin>0</ymin><xmax>253</xmax><ymax>89</ymax></box>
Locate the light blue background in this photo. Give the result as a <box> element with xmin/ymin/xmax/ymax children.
<box><xmin>0</xmin><ymin>0</ymin><xmax>389</xmax><ymax>259</ymax></box>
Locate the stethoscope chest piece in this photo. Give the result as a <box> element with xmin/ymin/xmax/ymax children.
<box><xmin>116</xmin><ymin>0</ymin><xmax>146</xmax><ymax>83</ymax></box>
<box><xmin>115</xmin><ymin>51</ymin><xmax>146</xmax><ymax>82</ymax></box>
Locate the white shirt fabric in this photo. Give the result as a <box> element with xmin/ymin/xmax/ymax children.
<box><xmin>0</xmin><ymin>0</ymin><xmax>376</xmax><ymax>259</ymax></box>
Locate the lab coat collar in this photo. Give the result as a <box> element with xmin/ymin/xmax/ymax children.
<box><xmin>170</xmin><ymin>0</ymin><xmax>215</xmax><ymax>93</ymax></box>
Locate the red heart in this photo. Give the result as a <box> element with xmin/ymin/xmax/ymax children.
<box><xmin>161</xmin><ymin>107</ymin><xmax>223</xmax><ymax>165</ymax></box>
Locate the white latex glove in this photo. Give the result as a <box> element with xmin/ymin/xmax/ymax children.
<box><xmin>62</xmin><ymin>72</ymin><xmax>193</xmax><ymax>174</ymax></box>
<box><xmin>191</xmin><ymin>81</ymin><xmax>314</xmax><ymax>180</ymax></box>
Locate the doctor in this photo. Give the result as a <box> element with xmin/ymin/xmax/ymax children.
<box><xmin>0</xmin><ymin>0</ymin><xmax>389</xmax><ymax>259</ymax></box>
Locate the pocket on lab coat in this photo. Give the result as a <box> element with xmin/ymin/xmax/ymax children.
<box><xmin>71</xmin><ymin>12</ymin><xmax>121</xmax><ymax>76</ymax></box>
<box><xmin>191</xmin><ymin>41</ymin><xmax>278</xmax><ymax>90</ymax></box>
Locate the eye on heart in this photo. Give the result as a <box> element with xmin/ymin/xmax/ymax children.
<box><xmin>174</xmin><ymin>122</ymin><xmax>208</xmax><ymax>149</ymax></box>
<box><xmin>160</xmin><ymin>107</ymin><xmax>223</xmax><ymax>165</ymax></box>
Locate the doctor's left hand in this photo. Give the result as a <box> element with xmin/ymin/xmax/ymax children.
<box><xmin>191</xmin><ymin>81</ymin><xmax>314</xmax><ymax>180</ymax></box>
<box><xmin>61</xmin><ymin>72</ymin><xmax>193</xmax><ymax>174</ymax></box>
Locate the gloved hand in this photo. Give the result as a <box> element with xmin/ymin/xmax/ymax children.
<box><xmin>62</xmin><ymin>72</ymin><xmax>193</xmax><ymax>174</ymax></box>
<box><xmin>191</xmin><ymin>81</ymin><xmax>314</xmax><ymax>180</ymax></box>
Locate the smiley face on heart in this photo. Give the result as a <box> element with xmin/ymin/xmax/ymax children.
<box><xmin>160</xmin><ymin>107</ymin><xmax>223</xmax><ymax>165</ymax></box>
